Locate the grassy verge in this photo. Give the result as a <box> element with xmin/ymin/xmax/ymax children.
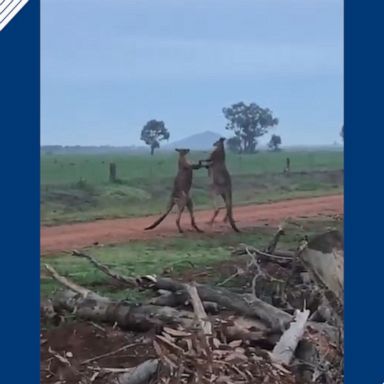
<box><xmin>41</xmin><ymin>218</ymin><xmax>343</xmax><ymax>300</ymax></box>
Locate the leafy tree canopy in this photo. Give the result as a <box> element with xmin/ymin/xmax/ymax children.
<box><xmin>268</xmin><ymin>134</ymin><xmax>282</xmax><ymax>151</ymax></box>
<box><xmin>140</xmin><ymin>120</ymin><xmax>170</xmax><ymax>155</ymax></box>
<box><xmin>223</xmin><ymin>102</ymin><xmax>278</xmax><ymax>153</ymax></box>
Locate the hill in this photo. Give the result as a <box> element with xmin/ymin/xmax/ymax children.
<box><xmin>165</xmin><ymin>131</ymin><xmax>222</xmax><ymax>150</ymax></box>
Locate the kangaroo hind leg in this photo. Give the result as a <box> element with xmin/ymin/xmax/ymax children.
<box><xmin>223</xmin><ymin>192</ymin><xmax>240</xmax><ymax>233</ymax></box>
<box><xmin>186</xmin><ymin>198</ymin><xmax>203</xmax><ymax>233</ymax></box>
<box><xmin>208</xmin><ymin>191</ymin><xmax>223</xmax><ymax>225</ymax></box>
<box><xmin>175</xmin><ymin>194</ymin><xmax>188</xmax><ymax>233</ymax></box>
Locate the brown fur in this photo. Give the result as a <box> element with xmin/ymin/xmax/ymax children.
<box><xmin>145</xmin><ymin>149</ymin><xmax>203</xmax><ymax>233</ymax></box>
<box><xmin>200</xmin><ymin>138</ymin><xmax>240</xmax><ymax>232</ymax></box>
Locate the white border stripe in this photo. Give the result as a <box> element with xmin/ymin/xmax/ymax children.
<box><xmin>0</xmin><ymin>0</ymin><xmax>28</xmax><ymax>32</ymax></box>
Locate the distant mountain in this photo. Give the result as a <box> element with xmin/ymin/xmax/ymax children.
<box><xmin>41</xmin><ymin>145</ymin><xmax>147</xmax><ymax>155</ymax></box>
<box><xmin>165</xmin><ymin>131</ymin><xmax>222</xmax><ymax>150</ymax></box>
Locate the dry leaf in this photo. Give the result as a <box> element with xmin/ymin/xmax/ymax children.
<box><xmin>228</xmin><ymin>340</ymin><xmax>242</xmax><ymax>348</ymax></box>
<box><xmin>163</xmin><ymin>327</ymin><xmax>192</xmax><ymax>338</ymax></box>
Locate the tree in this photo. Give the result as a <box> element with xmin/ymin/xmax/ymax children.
<box><xmin>140</xmin><ymin>120</ymin><xmax>170</xmax><ymax>155</ymax></box>
<box><xmin>268</xmin><ymin>134</ymin><xmax>282</xmax><ymax>151</ymax></box>
<box><xmin>226</xmin><ymin>136</ymin><xmax>242</xmax><ymax>154</ymax></box>
<box><xmin>223</xmin><ymin>102</ymin><xmax>278</xmax><ymax>154</ymax></box>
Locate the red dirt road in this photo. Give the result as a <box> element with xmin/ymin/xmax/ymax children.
<box><xmin>41</xmin><ymin>195</ymin><xmax>343</xmax><ymax>255</ymax></box>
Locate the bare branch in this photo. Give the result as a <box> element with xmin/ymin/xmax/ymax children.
<box><xmin>72</xmin><ymin>250</ymin><xmax>137</xmax><ymax>288</ymax></box>
<box><xmin>44</xmin><ymin>264</ymin><xmax>92</xmax><ymax>298</ymax></box>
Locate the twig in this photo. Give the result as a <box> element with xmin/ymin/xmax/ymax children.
<box><xmin>81</xmin><ymin>343</ymin><xmax>140</xmax><ymax>365</ymax></box>
<box><xmin>234</xmin><ymin>244</ymin><xmax>293</xmax><ymax>263</ymax></box>
<box><xmin>266</xmin><ymin>224</ymin><xmax>285</xmax><ymax>254</ymax></box>
<box><xmin>48</xmin><ymin>346</ymin><xmax>71</xmax><ymax>366</ymax></box>
<box><xmin>88</xmin><ymin>321</ymin><xmax>106</xmax><ymax>333</ymax></box>
<box><xmin>254</xmin><ymin>248</ymin><xmax>293</xmax><ymax>261</ymax></box>
<box><xmin>217</xmin><ymin>267</ymin><xmax>245</xmax><ymax>287</ymax></box>
<box><xmin>72</xmin><ymin>250</ymin><xmax>137</xmax><ymax>288</ymax></box>
<box><xmin>87</xmin><ymin>367</ymin><xmax>134</xmax><ymax>373</ymax></box>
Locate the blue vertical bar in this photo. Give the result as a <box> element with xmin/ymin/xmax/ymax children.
<box><xmin>0</xmin><ymin>0</ymin><xmax>39</xmax><ymax>381</ymax></box>
<box><xmin>345</xmin><ymin>1</ymin><xmax>384</xmax><ymax>383</ymax></box>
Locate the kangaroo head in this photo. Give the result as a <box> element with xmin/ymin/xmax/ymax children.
<box><xmin>175</xmin><ymin>148</ymin><xmax>190</xmax><ymax>156</ymax></box>
<box><xmin>213</xmin><ymin>137</ymin><xmax>226</xmax><ymax>148</ymax></box>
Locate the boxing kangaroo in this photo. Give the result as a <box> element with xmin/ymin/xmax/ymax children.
<box><xmin>145</xmin><ymin>149</ymin><xmax>204</xmax><ymax>233</ymax></box>
<box><xmin>200</xmin><ymin>137</ymin><xmax>240</xmax><ymax>232</ymax></box>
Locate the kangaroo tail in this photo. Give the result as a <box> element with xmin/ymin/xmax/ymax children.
<box><xmin>224</xmin><ymin>191</ymin><xmax>240</xmax><ymax>233</ymax></box>
<box><xmin>145</xmin><ymin>201</ymin><xmax>174</xmax><ymax>230</ymax></box>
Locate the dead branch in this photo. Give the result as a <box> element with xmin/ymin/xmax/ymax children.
<box><xmin>72</xmin><ymin>250</ymin><xmax>137</xmax><ymax>288</ymax></box>
<box><xmin>232</xmin><ymin>244</ymin><xmax>293</xmax><ymax>266</ymax></box>
<box><xmin>265</xmin><ymin>224</ymin><xmax>285</xmax><ymax>254</ymax></box>
<box><xmin>272</xmin><ymin>309</ymin><xmax>310</xmax><ymax>365</ymax></box>
<box><xmin>81</xmin><ymin>343</ymin><xmax>141</xmax><ymax>365</ymax></box>
<box><xmin>185</xmin><ymin>283</ymin><xmax>212</xmax><ymax>335</ymax></box>
<box><xmin>44</xmin><ymin>264</ymin><xmax>94</xmax><ymax>298</ymax></box>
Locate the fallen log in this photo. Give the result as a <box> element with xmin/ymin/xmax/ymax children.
<box><xmin>45</xmin><ymin>262</ymin><xmax>195</xmax><ymax>331</ymax></box>
<box><xmin>139</xmin><ymin>276</ymin><xmax>293</xmax><ymax>330</ymax></box>
<box><xmin>53</xmin><ymin>289</ymin><xmax>196</xmax><ymax>332</ymax></box>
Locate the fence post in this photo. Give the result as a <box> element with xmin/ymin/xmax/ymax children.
<box><xmin>109</xmin><ymin>162</ymin><xmax>117</xmax><ymax>183</ymax></box>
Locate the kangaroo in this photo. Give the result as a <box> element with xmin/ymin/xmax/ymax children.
<box><xmin>145</xmin><ymin>149</ymin><xmax>204</xmax><ymax>233</ymax></box>
<box><xmin>200</xmin><ymin>138</ymin><xmax>240</xmax><ymax>232</ymax></box>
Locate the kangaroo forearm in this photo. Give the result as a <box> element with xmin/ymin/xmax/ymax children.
<box><xmin>199</xmin><ymin>159</ymin><xmax>213</xmax><ymax>165</ymax></box>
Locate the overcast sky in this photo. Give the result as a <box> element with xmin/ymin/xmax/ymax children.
<box><xmin>41</xmin><ymin>0</ymin><xmax>343</xmax><ymax>146</ymax></box>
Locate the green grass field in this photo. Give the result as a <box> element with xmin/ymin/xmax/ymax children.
<box><xmin>41</xmin><ymin>150</ymin><xmax>343</xmax><ymax>225</ymax></box>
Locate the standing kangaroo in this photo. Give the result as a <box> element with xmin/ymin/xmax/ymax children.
<box><xmin>200</xmin><ymin>137</ymin><xmax>240</xmax><ymax>232</ymax></box>
<box><xmin>145</xmin><ymin>149</ymin><xmax>203</xmax><ymax>233</ymax></box>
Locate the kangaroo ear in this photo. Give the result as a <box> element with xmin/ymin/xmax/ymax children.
<box><xmin>175</xmin><ymin>148</ymin><xmax>181</xmax><ymax>153</ymax></box>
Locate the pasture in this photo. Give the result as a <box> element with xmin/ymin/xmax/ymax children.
<box><xmin>41</xmin><ymin>150</ymin><xmax>343</xmax><ymax>225</ymax></box>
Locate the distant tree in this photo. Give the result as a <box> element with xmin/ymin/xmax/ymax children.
<box><xmin>223</xmin><ymin>102</ymin><xmax>278</xmax><ymax>154</ymax></box>
<box><xmin>226</xmin><ymin>136</ymin><xmax>242</xmax><ymax>153</ymax></box>
<box><xmin>140</xmin><ymin>120</ymin><xmax>170</xmax><ymax>155</ymax></box>
<box><xmin>268</xmin><ymin>134</ymin><xmax>282</xmax><ymax>151</ymax></box>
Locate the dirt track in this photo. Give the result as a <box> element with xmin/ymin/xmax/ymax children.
<box><xmin>41</xmin><ymin>195</ymin><xmax>343</xmax><ymax>255</ymax></box>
